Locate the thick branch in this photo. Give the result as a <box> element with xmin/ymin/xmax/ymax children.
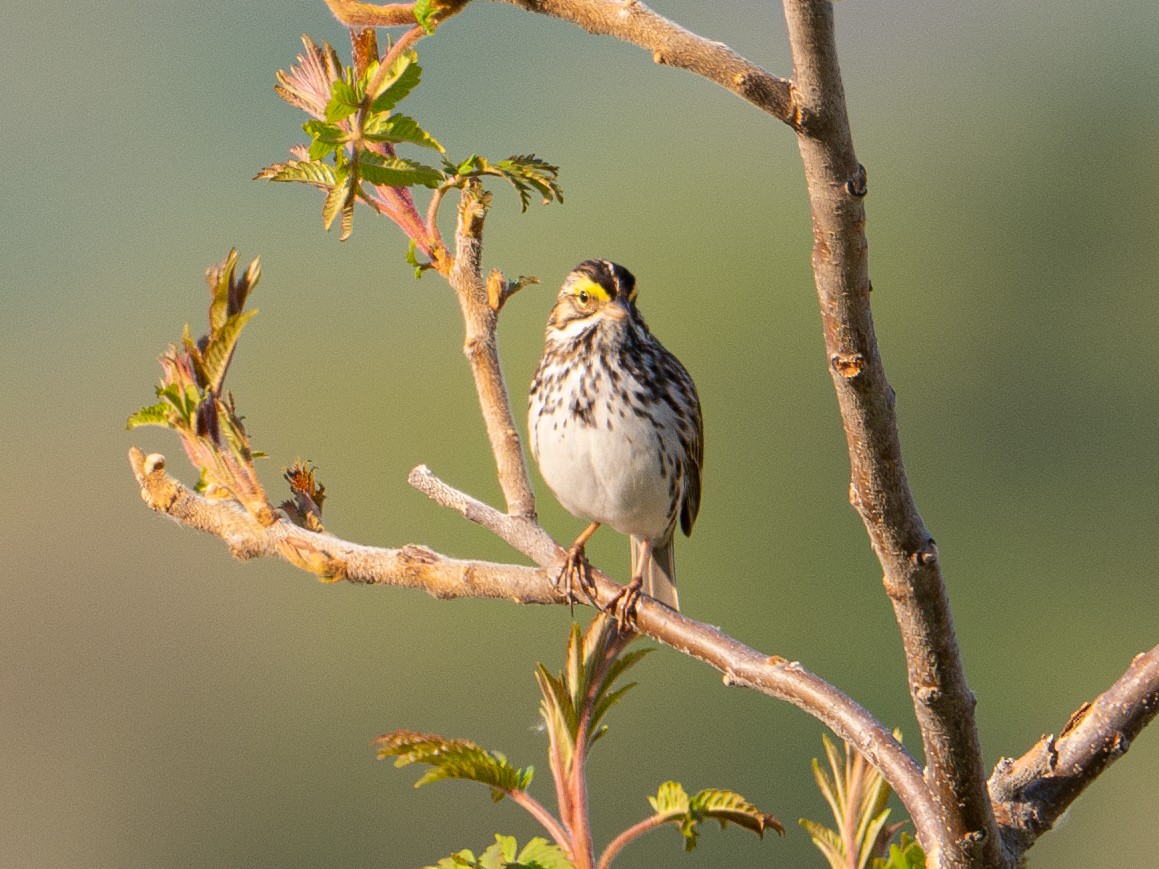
<box><xmin>780</xmin><ymin>2</ymin><xmax>998</xmax><ymax>866</ymax></box>
<box><xmin>494</xmin><ymin>0</ymin><xmax>794</xmax><ymax>124</ymax></box>
<box><xmin>989</xmin><ymin>646</ymin><xmax>1159</xmax><ymax>863</ymax></box>
<box><xmin>448</xmin><ymin>186</ymin><xmax>538</xmax><ymax>518</ymax></box>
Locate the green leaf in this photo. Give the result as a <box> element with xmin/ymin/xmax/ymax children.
<box><xmin>255</xmin><ymin>159</ymin><xmax>337</xmax><ymax>188</ymax></box>
<box><xmin>873</xmin><ymin>834</ymin><xmax>925</xmax><ymax>869</ymax></box>
<box><xmin>414</xmin><ymin>0</ymin><xmax>440</xmax><ymax>33</ymax></box>
<box><xmin>368</xmin><ymin>51</ymin><xmax>422</xmax><ymax>111</ymax></box>
<box><xmin>126</xmin><ymin>401</ymin><xmax>173</xmax><ymax>430</ymax></box>
<box><xmin>199</xmin><ymin>309</ymin><xmax>259</xmax><ymax>393</ymax></box>
<box><xmin>362</xmin><ymin>112</ymin><xmax>444</xmax><ymax>152</ymax></box>
<box><xmin>478</xmin><ymin>835</ymin><xmax>518</xmax><ymax>869</ymax></box>
<box><xmin>325</xmin><ymin>77</ymin><xmax>361</xmax><ymax>122</ymax></box>
<box><xmin>452</xmin><ymin>153</ymin><xmax>563</xmax><ymax>212</ymax></box>
<box><xmin>321</xmin><ymin>169</ymin><xmax>353</xmax><ymax>233</ymax></box>
<box><xmin>422</xmin><ymin>835</ymin><xmax>572</xmax><ymax>869</ymax></box>
<box><xmin>406</xmin><ymin>239</ymin><xmax>430</xmax><ymax>279</ymax></box>
<box><xmin>647</xmin><ymin>782</ymin><xmax>780</xmax><ymax>853</ymax></box>
<box><xmin>513</xmin><ymin>837</ymin><xmax>574</xmax><ymax>869</ymax></box>
<box><xmin>156</xmin><ymin>381</ymin><xmax>200</xmax><ymax>426</ymax></box>
<box><xmin>689</xmin><ymin>788</ymin><xmax>781</xmax><ymax>839</ymax></box>
<box><xmin>803</xmin><ymin>733</ymin><xmax>912</xmax><ymax>869</ymax></box>
<box><xmin>648</xmin><ymin>780</ymin><xmax>690</xmax><ymax>816</ymax></box>
<box><xmin>304</xmin><ymin>119</ymin><xmax>346</xmax><ymax>160</ymax></box>
<box><xmin>800</xmin><ymin>818</ymin><xmax>846</xmax><ymax>869</ymax></box>
<box><xmin>304</xmin><ymin>119</ymin><xmax>346</xmax><ymax>144</ymax></box>
<box><xmin>356</xmin><ymin>152</ymin><xmax>443</xmax><ymax>189</ymax></box>
<box><xmin>375</xmin><ymin>730</ymin><xmax>533</xmax><ymax>801</ymax></box>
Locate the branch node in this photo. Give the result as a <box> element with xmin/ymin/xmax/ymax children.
<box><xmin>400</xmin><ymin>543</ymin><xmax>439</xmax><ymax>564</ymax></box>
<box><xmin>913</xmin><ymin>683</ymin><xmax>943</xmax><ymax>707</ymax></box>
<box><xmin>845</xmin><ymin>163</ymin><xmax>868</xmax><ymax>197</ymax></box>
<box><xmin>911</xmin><ymin>539</ymin><xmax>939</xmax><ymax>567</ymax></box>
<box><xmin>831</xmin><ymin>351</ymin><xmax>865</xmax><ymax>379</ymax></box>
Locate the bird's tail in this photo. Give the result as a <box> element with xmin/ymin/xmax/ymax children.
<box><xmin>631</xmin><ymin>534</ymin><xmax>679</xmax><ymax>611</ymax></box>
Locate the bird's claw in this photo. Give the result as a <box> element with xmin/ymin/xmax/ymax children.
<box><xmin>555</xmin><ymin>544</ymin><xmax>598</xmax><ymax>612</ymax></box>
<box><xmin>608</xmin><ymin>576</ymin><xmax>643</xmax><ymax>633</ymax></box>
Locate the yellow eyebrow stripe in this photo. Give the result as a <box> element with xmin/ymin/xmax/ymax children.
<box><xmin>571</xmin><ymin>276</ymin><xmax>611</xmax><ymax>302</ymax></box>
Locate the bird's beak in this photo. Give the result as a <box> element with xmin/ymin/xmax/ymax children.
<box><xmin>605</xmin><ymin>296</ymin><xmax>630</xmax><ymax>321</ymax></box>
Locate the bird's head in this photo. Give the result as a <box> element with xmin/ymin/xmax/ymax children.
<box><xmin>548</xmin><ymin>259</ymin><xmax>639</xmax><ymax>332</ymax></box>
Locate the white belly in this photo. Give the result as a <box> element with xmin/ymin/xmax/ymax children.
<box><xmin>532</xmin><ymin>389</ymin><xmax>674</xmax><ymax>540</ymax></box>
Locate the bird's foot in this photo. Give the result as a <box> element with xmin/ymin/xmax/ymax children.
<box><xmin>608</xmin><ymin>575</ymin><xmax>644</xmax><ymax>633</ymax></box>
<box><xmin>555</xmin><ymin>543</ymin><xmax>598</xmax><ymax>612</ymax></box>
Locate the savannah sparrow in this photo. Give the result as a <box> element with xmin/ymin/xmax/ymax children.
<box><xmin>529</xmin><ymin>260</ymin><xmax>703</xmax><ymax>616</ymax></box>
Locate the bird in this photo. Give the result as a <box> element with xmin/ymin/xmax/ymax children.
<box><xmin>528</xmin><ymin>259</ymin><xmax>703</xmax><ymax>620</ymax></box>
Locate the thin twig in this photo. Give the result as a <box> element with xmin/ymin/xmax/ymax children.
<box><xmin>446</xmin><ymin>185</ymin><xmax>539</xmax><ymax>518</ymax></box>
<box><xmin>494</xmin><ymin>0</ymin><xmax>794</xmax><ymax>125</ymax></box>
<box><xmin>508</xmin><ymin>789</ymin><xmax>574</xmax><ymax>856</ymax></box>
<box><xmin>596</xmin><ymin>813</ymin><xmax>669</xmax><ymax>869</ymax></box>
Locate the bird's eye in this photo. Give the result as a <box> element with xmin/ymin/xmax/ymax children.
<box><xmin>577</xmin><ymin>290</ymin><xmax>590</xmax><ymax>305</ymax></box>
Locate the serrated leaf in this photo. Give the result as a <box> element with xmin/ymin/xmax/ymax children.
<box><xmin>362</xmin><ymin>112</ymin><xmax>444</xmax><ymax>151</ymax></box>
<box><xmin>200</xmin><ymin>309</ymin><xmax>258</xmax><ymax>393</ymax></box>
<box><xmin>689</xmin><ymin>788</ymin><xmax>781</xmax><ymax>838</ymax></box>
<box><xmin>368</xmin><ymin>51</ymin><xmax>421</xmax><ymax>111</ymax></box>
<box><xmin>456</xmin><ymin>154</ymin><xmax>485</xmax><ymax>175</ymax></box>
<box><xmin>514</xmin><ymin>837</ymin><xmax>574</xmax><ymax>869</ymax></box>
<box><xmin>648</xmin><ymin>780</ymin><xmax>690</xmax><ymax>815</ymax></box>
<box><xmin>126</xmin><ymin>401</ymin><xmax>173</xmax><ymax>430</ymax></box>
<box><xmin>858</xmin><ymin>807</ymin><xmax>894</xmax><ymax>869</ymax></box>
<box><xmin>452</xmin><ymin>153</ymin><xmax>562</xmax><ymax>212</ymax></box>
<box><xmin>648</xmin><ymin>783</ymin><xmax>780</xmax><ymax>853</ymax></box>
<box><xmin>321</xmin><ymin>170</ymin><xmax>353</xmax><ymax>232</ymax></box>
<box><xmin>304</xmin><ymin>119</ymin><xmax>346</xmax><ymax>161</ymax></box>
<box><xmin>800</xmin><ymin>818</ymin><xmax>846</xmax><ymax>869</ymax></box>
<box><xmin>479</xmin><ymin>835</ymin><xmax>518</xmax><ymax>869</ymax></box>
<box><xmin>873</xmin><ymin>834</ymin><xmax>925</xmax><ymax>869</ymax></box>
<box><xmin>357</xmin><ymin>153</ymin><xmax>443</xmax><ymax>188</ymax></box>
<box><xmin>374</xmin><ymin>730</ymin><xmax>533</xmax><ymax>800</ymax></box>
<box><xmin>304</xmin><ymin>119</ymin><xmax>346</xmax><ymax>144</ymax></box>
<box><xmin>804</xmin><ymin>733</ymin><xmax>911</xmax><ymax>869</ymax></box>
<box><xmin>207</xmin><ymin>248</ymin><xmax>238</xmax><ymax>333</ymax></box>
<box><xmin>255</xmin><ymin>159</ymin><xmax>338</xmax><ymax>188</ymax></box>
<box><xmin>492</xmin><ymin>155</ymin><xmax>563</xmax><ymax>211</ymax></box>
<box><xmin>325</xmin><ymin>77</ymin><xmax>361</xmax><ymax>122</ymax></box>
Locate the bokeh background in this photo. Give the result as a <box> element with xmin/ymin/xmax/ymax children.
<box><xmin>3</xmin><ymin>1</ymin><xmax>1158</xmax><ymax>866</ymax></box>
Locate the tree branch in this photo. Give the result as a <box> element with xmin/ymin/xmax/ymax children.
<box><xmin>494</xmin><ymin>0</ymin><xmax>794</xmax><ymax>125</ymax></box>
<box><xmin>989</xmin><ymin>645</ymin><xmax>1159</xmax><ymax>863</ymax></box>
<box><xmin>780</xmin><ymin>2</ymin><xmax>999</xmax><ymax>865</ymax></box>
<box><xmin>129</xmin><ymin>448</ymin><xmax>559</xmax><ymax>603</ymax></box>
<box><xmin>447</xmin><ymin>185</ymin><xmax>539</xmax><ymax>518</ymax></box>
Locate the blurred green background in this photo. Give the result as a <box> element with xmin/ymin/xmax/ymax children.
<box><xmin>3</xmin><ymin>1</ymin><xmax>1157</xmax><ymax>866</ymax></box>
